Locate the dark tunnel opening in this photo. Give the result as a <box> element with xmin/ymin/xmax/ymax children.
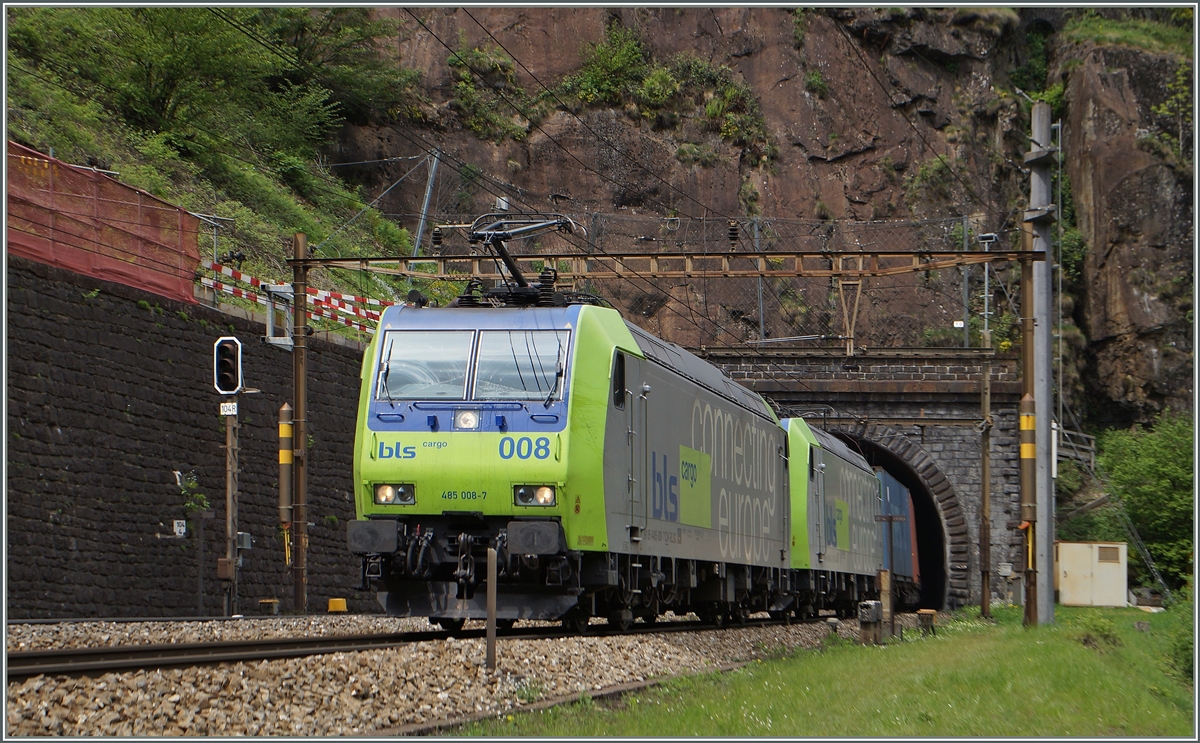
<box><xmin>833</xmin><ymin>432</ymin><xmax>948</xmax><ymax>610</ymax></box>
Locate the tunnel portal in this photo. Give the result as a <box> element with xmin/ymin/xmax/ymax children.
<box><xmin>832</xmin><ymin>429</ymin><xmax>963</xmax><ymax>611</ymax></box>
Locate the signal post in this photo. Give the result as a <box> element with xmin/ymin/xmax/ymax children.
<box><xmin>214</xmin><ymin>337</ymin><xmax>243</xmax><ymax>616</ymax></box>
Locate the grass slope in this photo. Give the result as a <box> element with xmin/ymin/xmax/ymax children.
<box><xmin>6</xmin><ymin>55</ymin><xmax>467</xmax><ymax>324</ymax></box>
<box><xmin>459</xmin><ymin>605</ymin><xmax>1195</xmax><ymax>737</ymax></box>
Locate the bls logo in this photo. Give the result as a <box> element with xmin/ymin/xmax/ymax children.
<box><xmin>651</xmin><ymin>451</ymin><xmax>679</xmax><ymax>522</ymax></box>
<box><xmin>378</xmin><ymin>443</ymin><xmax>417</xmax><ymax>459</ymax></box>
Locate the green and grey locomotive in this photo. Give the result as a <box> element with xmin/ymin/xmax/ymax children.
<box><xmin>346</xmin><ymin>214</ymin><xmax>916</xmax><ymax>630</ymax></box>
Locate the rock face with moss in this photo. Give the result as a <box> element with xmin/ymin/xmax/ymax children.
<box><xmin>342</xmin><ymin>7</ymin><xmax>1191</xmax><ymax>425</ymax></box>
<box><xmin>1061</xmin><ymin>43</ymin><xmax>1192</xmax><ymax>423</ymax></box>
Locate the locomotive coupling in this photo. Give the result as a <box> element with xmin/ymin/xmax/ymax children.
<box><xmin>347</xmin><ymin>517</ymin><xmax>568</xmax><ymax>587</ymax></box>
<box><xmin>348</xmin><ymin>518</ymin><xmax>566</xmax><ymax>558</ymax></box>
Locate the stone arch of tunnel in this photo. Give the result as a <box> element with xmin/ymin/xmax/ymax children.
<box><xmin>829</xmin><ymin>425</ymin><xmax>970</xmax><ymax>611</ymax></box>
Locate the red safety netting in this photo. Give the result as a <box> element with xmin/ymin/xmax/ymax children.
<box><xmin>6</xmin><ymin>141</ymin><xmax>201</xmax><ymax>304</ymax></box>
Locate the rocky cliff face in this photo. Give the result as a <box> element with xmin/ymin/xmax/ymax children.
<box><xmin>1059</xmin><ymin>44</ymin><xmax>1193</xmax><ymax>424</ymax></box>
<box><xmin>336</xmin><ymin>7</ymin><xmax>1192</xmax><ymax>426</ymax></box>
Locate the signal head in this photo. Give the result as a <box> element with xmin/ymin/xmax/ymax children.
<box><xmin>213</xmin><ymin>336</ymin><xmax>243</xmax><ymax>395</ymax></box>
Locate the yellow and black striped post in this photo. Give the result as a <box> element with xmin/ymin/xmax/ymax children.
<box><xmin>1019</xmin><ymin>395</ymin><xmax>1037</xmax><ymax>523</ymax></box>
<box><xmin>279</xmin><ymin>403</ymin><xmax>294</xmax><ymax>566</ymax></box>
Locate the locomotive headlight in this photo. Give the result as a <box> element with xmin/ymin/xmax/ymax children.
<box><xmin>514</xmin><ymin>485</ymin><xmax>555</xmax><ymax>506</ymax></box>
<box><xmin>374</xmin><ymin>483</ymin><xmax>415</xmax><ymax>505</ymax></box>
<box><xmin>453</xmin><ymin>409</ymin><xmax>480</xmax><ymax>430</ymax></box>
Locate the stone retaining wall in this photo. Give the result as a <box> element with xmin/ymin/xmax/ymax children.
<box><xmin>7</xmin><ymin>256</ymin><xmax>375</xmax><ymax>618</ymax></box>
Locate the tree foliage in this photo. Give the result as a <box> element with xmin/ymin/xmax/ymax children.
<box><xmin>249</xmin><ymin>7</ymin><xmax>423</xmax><ymax>126</ymax></box>
<box><xmin>6</xmin><ymin>6</ymin><xmax>428</xmax><ymax>314</ymax></box>
<box><xmin>9</xmin><ymin>9</ymin><xmax>268</xmax><ymax>147</ymax></box>
<box><xmin>1097</xmin><ymin>410</ymin><xmax>1195</xmax><ymax>588</ymax></box>
<box><xmin>6</xmin><ymin>7</ymin><xmax>419</xmax><ymax>159</ymax></box>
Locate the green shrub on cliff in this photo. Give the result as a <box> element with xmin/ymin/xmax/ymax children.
<box><xmin>561</xmin><ymin>23</ymin><xmax>648</xmax><ymax>105</ymax></box>
<box><xmin>1063</xmin><ymin>11</ymin><xmax>1194</xmax><ymax>58</ymax></box>
<box><xmin>447</xmin><ymin>34</ymin><xmax>537</xmax><ymax>143</ymax></box>
<box><xmin>560</xmin><ymin>23</ymin><xmax>773</xmax><ymax>163</ymax></box>
<box><xmin>1097</xmin><ymin>410</ymin><xmax>1195</xmax><ymax>589</ymax></box>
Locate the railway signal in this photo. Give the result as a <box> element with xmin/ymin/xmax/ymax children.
<box><xmin>213</xmin><ymin>337</ymin><xmax>243</xmax><ymax>395</ymax></box>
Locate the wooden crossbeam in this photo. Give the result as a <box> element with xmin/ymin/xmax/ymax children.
<box><xmin>293</xmin><ymin>249</ymin><xmax>1043</xmax><ymax>281</ymax></box>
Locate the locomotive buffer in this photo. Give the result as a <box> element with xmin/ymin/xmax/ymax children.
<box><xmin>875</xmin><ymin>513</ymin><xmax>907</xmax><ymax>639</ymax></box>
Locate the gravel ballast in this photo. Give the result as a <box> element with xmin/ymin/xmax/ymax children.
<box><xmin>6</xmin><ymin>613</ymin><xmax>932</xmax><ymax>736</ymax></box>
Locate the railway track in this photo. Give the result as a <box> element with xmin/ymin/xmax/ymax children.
<box><xmin>6</xmin><ymin>617</ymin><xmax>786</xmax><ymax>682</ymax></box>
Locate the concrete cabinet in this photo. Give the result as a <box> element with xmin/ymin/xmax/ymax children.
<box><xmin>1054</xmin><ymin>541</ymin><xmax>1127</xmax><ymax>607</ymax></box>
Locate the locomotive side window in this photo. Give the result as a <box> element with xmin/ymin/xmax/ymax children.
<box><xmin>376</xmin><ymin>330</ymin><xmax>474</xmax><ymax>400</ymax></box>
<box><xmin>611</xmin><ymin>351</ymin><xmax>626</xmax><ymax>409</ymax></box>
<box><xmin>474</xmin><ymin>330</ymin><xmax>570</xmax><ymax>401</ymax></box>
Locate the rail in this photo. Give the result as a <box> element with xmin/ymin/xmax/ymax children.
<box><xmin>6</xmin><ymin>616</ymin><xmax>780</xmax><ymax>682</ymax></box>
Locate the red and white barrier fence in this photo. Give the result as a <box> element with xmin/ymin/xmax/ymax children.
<box><xmin>204</xmin><ymin>261</ymin><xmax>395</xmax><ymax>307</ymax></box>
<box><xmin>312</xmin><ymin>295</ymin><xmax>381</xmax><ymax>322</ymax></box>
<box><xmin>200</xmin><ymin>276</ymin><xmax>372</xmax><ymax>333</ymax></box>
<box><xmin>201</xmin><ymin>261</ymin><xmax>383</xmax><ymax>333</ymax></box>
<box><xmin>308</xmin><ymin>286</ymin><xmax>394</xmax><ymax>308</ymax></box>
<box><xmin>205</xmin><ymin>261</ymin><xmax>270</xmax><ymax>290</ymax></box>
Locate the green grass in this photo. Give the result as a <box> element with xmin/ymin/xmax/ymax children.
<box><xmin>456</xmin><ymin>605</ymin><xmax>1194</xmax><ymax>737</ymax></box>
<box><xmin>1063</xmin><ymin>13</ymin><xmax>1193</xmax><ymax>58</ymax></box>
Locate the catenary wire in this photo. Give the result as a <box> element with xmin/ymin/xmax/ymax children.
<box><xmin>375</xmin><ymin>125</ymin><xmax>829</xmax><ymax>399</ymax></box>
<box><xmin>12</xmin><ymin>16</ymin><xmax>821</xmax><ymax>398</ymax></box>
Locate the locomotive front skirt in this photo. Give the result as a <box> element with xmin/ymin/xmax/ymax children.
<box><xmin>348</xmin><ymin>302</ymin><xmax>914</xmax><ymax>628</ymax></box>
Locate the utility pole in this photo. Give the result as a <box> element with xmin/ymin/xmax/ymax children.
<box><xmin>279</xmin><ymin>403</ymin><xmax>294</xmax><ymax>568</ymax></box>
<box><xmin>875</xmin><ymin>512</ymin><xmax>906</xmax><ymax>638</ymax></box>
<box><xmin>1027</xmin><ymin>101</ymin><xmax>1057</xmax><ymax>624</ymax></box>
<box><xmin>292</xmin><ymin>233</ymin><xmax>309</xmax><ymax>614</ymax></box>
<box><xmin>962</xmin><ymin>214</ymin><xmax>970</xmax><ymax>347</ymax></box>
<box><xmin>412</xmin><ymin>152</ymin><xmax>440</xmax><ymax>258</ymax></box>
<box><xmin>980</xmin><ymin>329</ymin><xmax>992</xmax><ymax>619</ymax></box>
<box><xmin>979</xmin><ymin>232</ymin><xmax>996</xmax><ymax>618</ymax></box>
<box><xmin>755</xmin><ymin>217</ymin><xmax>765</xmax><ymax>341</ymax></box>
<box><xmin>1019</xmin><ymin>224</ymin><xmax>1038</xmax><ymax>627</ymax></box>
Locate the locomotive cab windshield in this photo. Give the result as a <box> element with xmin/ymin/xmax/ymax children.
<box><xmin>375</xmin><ymin>328</ymin><xmax>570</xmax><ymax>404</ymax></box>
